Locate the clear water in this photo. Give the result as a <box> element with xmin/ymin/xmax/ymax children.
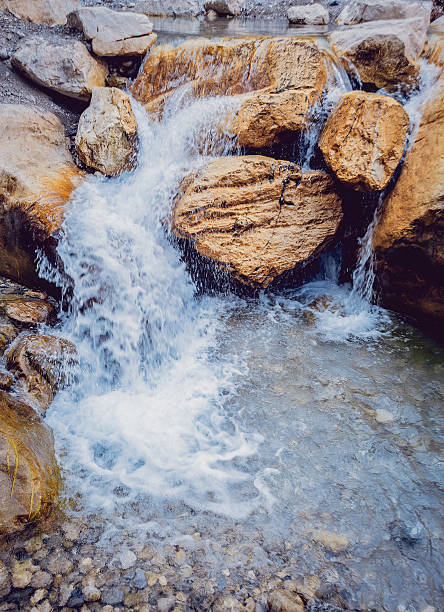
<box><xmin>38</xmin><ymin>27</ymin><xmax>444</xmax><ymax>612</ymax></box>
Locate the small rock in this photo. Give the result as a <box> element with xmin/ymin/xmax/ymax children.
<box><xmin>12</xmin><ymin>562</ymin><xmax>33</xmax><ymax>589</ymax></box>
<box><xmin>375</xmin><ymin>409</ymin><xmax>395</xmax><ymax>423</ymax></box>
<box><xmin>159</xmin><ymin>575</ymin><xmax>168</xmax><ymax>586</ymax></box>
<box><xmin>119</xmin><ymin>548</ymin><xmax>136</xmax><ymax>570</ymax></box>
<box><xmin>203</xmin><ymin>1</ymin><xmax>242</xmax><ymax>16</ymax></box>
<box><xmin>102</xmin><ymin>587</ymin><xmax>124</xmax><ymax>605</ymax></box>
<box><xmin>31</xmin><ymin>571</ymin><xmax>52</xmax><ymax>589</ymax></box>
<box><xmin>287</xmin><ymin>3</ymin><xmax>329</xmax><ymax>25</ymax></box>
<box><xmin>46</xmin><ymin>553</ymin><xmax>73</xmax><ymax>576</ymax></box>
<box><xmin>133</xmin><ymin>568</ymin><xmax>148</xmax><ymax>589</ymax></box>
<box><xmin>83</xmin><ymin>585</ymin><xmax>101</xmax><ymax>602</ymax></box>
<box><xmin>312</xmin><ymin>530</ymin><xmax>350</xmax><ymax>553</ymax></box>
<box><xmin>30</xmin><ymin>589</ymin><xmax>47</xmax><ymax>606</ymax></box>
<box><xmin>157</xmin><ymin>596</ymin><xmax>176</xmax><ymax>612</ymax></box>
<box><xmin>268</xmin><ymin>590</ymin><xmax>304</xmax><ymax>612</ymax></box>
<box><xmin>0</xmin><ymin>48</ymin><xmax>10</xmax><ymax>60</ymax></box>
<box><xmin>25</xmin><ymin>536</ymin><xmax>44</xmax><ymax>554</ymax></box>
<box><xmin>0</xmin><ymin>561</ymin><xmax>11</xmax><ymax>598</ymax></box>
<box><xmin>206</xmin><ymin>8</ymin><xmax>218</xmax><ymax>19</ymax></box>
<box><xmin>0</xmin><ymin>370</ymin><xmax>14</xmax><ymax>389</ymax></box>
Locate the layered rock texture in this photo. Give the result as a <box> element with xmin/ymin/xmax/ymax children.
<box><xmin>0</xmin><ymin>104</ymin><xmax>84</xmax><ymax>286</ymax></box>
<box><xmin>75</xmin><ymin>87</ymin><xmax>139</xmax><ymax>176</ymax></box>
<box><xmin>11</xmin><ymin>38</ymin><xmax>108</xmax><ymax>101</ymax></box>
<box><xmin>172</xmin><ymin>156</ymin><xmax>343</xmax><ymax>288</ymax></box>
<box><xmin>0</xmin><ymin>0</ymin><xmax>79</xmax><ymax>25</ymax></box>
<box><xmin>330</xmin><ymin>16</ymin><xmax>430</xmax><ymax>89</ymax></box>
<box><xmin>319</xmin><ymin>91</ymin><xmax>409</xmax><ymax>191</ymax></box>
<box><xmin>0</xmin><ymin>390</ymin><xmax>59</xmax><ymax>533</ymax></box>
<box><xmin>373</xmin><ymin>74</ymin><xmax>444</xmax><ymax>324</ymax></box>
<box><xmin>67</xmin><ymin>6</ymin><xmax>157</xmax><ymax>57</ymax></box>
<box><xmin>131</xmin><ymin>37</ymin><xmax>327</xmax><ymax>149</ymax></box>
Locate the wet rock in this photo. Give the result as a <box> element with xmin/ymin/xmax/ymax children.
<box><xmin>0</xmin><ymin>296</ymin><xmax>53</xmax><ymax>325</ymax></box>
<box><xmin>287</xmin><ymin>3</ymin><xmax>329</xmax><ymax>25</ymax></box>
<box><xmin>0</xmin><ymin>324</ymin><xmax>19</xmax><ymax>354</ymax></box>
<box><xmin>131</xmin><ymin>37</ymin><xmax>327</xmax><ymax>148</ymax></box>
<box><xmin>0</xmin><ymin>391</ymin><xmax>59</xmax><ymax>533</ymax></box>
<box><xmin>330</xmin><ymin>17</ymin><xmax>429</xmax><ymax>89</ymax></box>
<box><xmin>75</xmin><ymin>87</ymin><xmax>138</xmax><ymax>177</ymax></box>
<box><xmin>204</xmin><ymin>0</ymin><xmax>242</xmax><ymax>16</ymax></box>
<box><xmin>0</xmin><ymin>104</ymin><xmax>84</xmax><ymax>287</ymax></box>
<box><xmin>0</xmin><ymin>370</ymin><xmax>14</xmax><ymax>389</ymax></box>
<box><xmin>312</xmin><ymin>530</ymin><xmax>349</xmax><ymax>553</ymax></box>
<box><xmin>0</xmin><ymin>0</ymin><xmax>80</xmax><ymax>25</ymax></box>
<box><xmin>67</xmin><ymin>7</ymin><xmax>157</xmax><ymax>57</ymax></box>
<box><xmin>11</xmin><ymin>37</ymin><xmax>108</xmax><ymax>101</ymax></box>
<box><xmin>172</xmin><ymin>156</ymin><xmax>343</xmax><ymax>289</ymax></box>
<box><xmin>268</xmin><ymin>590</ymin><xmax>304</xmax><ymax>612</ymax></box>
<box><xmin>319</xmin><ymin>91</ymin><xmax>409</xmax><ymax>191</ymax></box>
<box><xmin>373</xmin><ymin>73</ymin><xmax>444</xmax><ymax>326</ymax></box>
<box><xmin>336</xmin><ymin>0</ymin><xmax>431</xmax><ymax>25</ymax></box>
<box><xmin>4</xmin><ymin>334</ymin><xmax>77</xmax><ymax>412</ymax></box>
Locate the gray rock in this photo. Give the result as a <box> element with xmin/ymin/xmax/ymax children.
<box><xmin>336</xmin><ymin>0</ymin><xmax>431</xmax><ymax>25</ymax></box>
<box><xmin>135</xmin><ymin>0</ymin><xmax>202</xmax><ymax>16</ymax></box>
<box><xmin>0</xmin><ymin>0</ymin><xmax>80</xmax><ymax>25</ymax></box>
<box><xmin>67</xmin><ymin>6</ymin><xmax>157</xmax><ymax>57</ymax></box>
<box><xmin>30</xmin><ymin>571</ymin><xmax>52</xmax><ymax>589</ymax></box>
<box><xmin>133</xmin><ymin>568</ymin><xmax>148</xmax><ymax>589</ymax></box>
<box><xmin>287</xmin><ymin>3</ymin><xmax>329</xmax><ymax>24</ymax></box>
<box><xmin>11</xmin><ymin>37</ymin><xmax>108</xmax><ymax>101</ymax></box>
<box><xmin>102</xmin><ymin>586</ymin><xmax>124</xmax><ymax>605</ymax></box>
<box><xmin>204</xmin><ymin>0</ymin><xmax>243</xmax><ymax>16</ymax></box>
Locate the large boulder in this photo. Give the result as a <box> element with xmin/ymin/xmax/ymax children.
<box><xmin>0</xmin><ymin>104</ymin><xmax>84</xmax><ymax>288</ymax></box>
<box><xmin>336</xmin><ymin>0</ymin><xmax>431</xmax><ymax>25</ymax></box>
<box><xmin>373</xmin><ymin>74</ymin><xmax>444</xmax><ymax>325</ymax></box>
<box><xmin>131</xmin><ymin>37</ymin><xmax>327</xmax><ymax>149</ymax></box>
<box><xmin>204</xmin><ymin>0</ymin><xmax>242</xmax><ymax>16</ymax></box>
<box><xmin>0</xmin><ymin>0</ymin><xmax>79</xmax><ymax>25</ymax></box>
<box><xmin>67</xmin><ymin>6</ymin><xmax>157</xmax><ymax>57</ymax></box>
<box><xmin>75</xmin><ymin>87</ymin><xmax>139</xmax><ymax>176</ymax></box>
<box><xmin>319</xmin><ymin>91</ymin><xmax>409</xmax><ymax>191</ymax></box>
<box><xmin>171</xmin><ymin>156</ymin><xmax>343</xmax><ymax>289</ymax></box>
<box><xmin>134</xmin><ymin>0</ymin><xmax>202</xmax><ymax>16</ymax></box>
<box><xmin>287</xmin><ymin>3</ymin><xmax>329</xmax><ymax>25</ymax></box>
<box><xmin>11</xmin><ymin>37</ymin><xmax>108</xmax><ymax>101</ymax></box>
<box><xmin>330</xmin><ymin>17</ymin><xmax>429</xmax><ymax>89</ymax></box>
<box><xmin>5</xmin><ymin>334</ymin><xmax>77</xmax><ymax>413</ymax></box>
<box><xmin>0</xmin><ymin>390</ymin><xmax>59</xmax><ymax>534</ymax></box>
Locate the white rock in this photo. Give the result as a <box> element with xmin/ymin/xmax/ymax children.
<box><xmin>288</xmin><ymin>3</ymin><xmax>329</xmax><ymax>25</ymax></box>
<box><xmin>11</xmin><ymin>37</ymin><xmax>107</xmax><ymax>101</ymax></box>
<box><xmin>68</xmin><ymin>6</ymin><xmax>156</xmax><ymax>57</ymax></box>
<box><xmin>0</xmin><ymin>0</ymin><xmax>79</xmax><ymax>25</ymax></box>
<box><xmin>119</xmin><ymin>548</ymin><xmax>137</xmax><ymax>570</ymax></box>
<box><xmin>204</xmin><ymin>0</ymin><xmax>242</xmax><ymax>16</ymax></box>
<box><xmin>336</xmin><ymin>0</ymin><xmax>431</xmax><ymax>25</ymax></box>
<box><xmin>375</xmin><ymin>409</ymin><xmax>394</xmax><ymax>423</ymax></box>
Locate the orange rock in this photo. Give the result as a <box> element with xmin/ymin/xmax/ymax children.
<box><xmin>131</xmin><ymin>37</ymin><xmax>327</xmax><ymax>149</ymax></box>
<box><xmin>171</xmin><ymin>156</ymin><xmax>343</xmax><ymax>289</ymax></box>
<box><xmin>319</xmin><ymin>91</ymin><xmax>409</xmax><ymax>191</ymax></box>
<box><xmin>373</xmin><ymin>72</ymin><xmax>444</xmax><ymax>324</ymax></box>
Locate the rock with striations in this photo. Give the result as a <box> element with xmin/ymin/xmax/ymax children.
<box><xmin>373</xmin><ymin>73</ymin><xmax>444</xmax><ymax>325</ymax></box>
<box><xmin>67</xmin><ymin>6</ymin><xmax>157</xmax><ymax>57</ymax></box>
<box><xmin>0</xmin><ymin>0</ymin><xmax>80</xmax><ymax>25</ymax></box>
<box><xmin>0</xmin><ymin>390</ymin><xmax>59</xmax><ymax>534</ymax></box>
<box><xmin>0</xmin><ymin>104</ymin><xmax>84</xmax><ymax>287</ymax></box>
<box><xmin>75</xmin><ymin>87</ymin><xmax>139</xmax><ymax>176</ymax></box>
<box><xmin>11</xmin><ymin>37</ymin><xmax>108</xmax><ymax>101</ymax></box>
<box><xmin>336</xmin><ymin>0</ymin><xmax>431</xmax><ymax>25</ymax></box>
<box><xmin>5</xmin><ymin>334</ymin><xmax>78</xmax><ymax>413</ymax></box>
<box><xmin>330</xmin><ymin>17</ymin><xmax>429</xmax><ymax>90</ymax></box>
<box><xmin>319</xmin><ymin>91</ymin><xmax>409</xmax><ymax>191</ymax></box>
<box><xmin>287</xmin><ymin>3</ymin><xmax>329</xmax><ymax>25</ymax></box>
<box><xmin>204</xmin><ymin>0</ymin><xmax>243</xmax><ymax>16</ymax></box>
<box><xmin>171</xmin><ymin>156</ymin><xmax>343</xmax><ymax>289</ymax></box>
<box><xmin>131</xmin><ymin>37</ymin><xmax>327</xmax><ymax>149</ymax></box>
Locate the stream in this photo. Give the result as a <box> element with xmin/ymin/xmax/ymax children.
<box><xmin>34</xmin><ymin>19</ymin><xmax>443</xmax><ymax>612</ymax></box>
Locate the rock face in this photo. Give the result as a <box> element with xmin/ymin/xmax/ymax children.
<box><xmin>204</xmin><ymin>0</ymin><xmax>242</xmax><ymax>16</ymax></box>
<box><xmin>336</xmin><ymin>0</ymin><xmax>431</xmax><ymax>25</ymax></box>
<box><xmin>171</xmin><ymin>156</ymin><xmax>343</xmax><ymax>288</ymax></box>
<box><xmin>330</xmin><ymin>17</ymin><xmax>429</xmax><ymax>89</ymax></box>
<box><xmin>5</xmin><ymin>334</ymin><xmax>77</xmax><ymax>412</ymax></box>
<box><xmin>0</xmin><ymin>390</ymin><xmax>59</xmax><ymax>533</ymax></box>
<box><xmin>287</xmin><ymin>3</ymin><xmax>329</xmax><ymax>25</ymax></box>
<box><xmin>0</xmin><ymin>0</ymin><xmax>79</xmax><ymax>25</ymax></box>
<box><xmin>67</xmin><ymin>7</ymin><xmax>157</xmax><ymax>57</ymax></box>
<box><xmin>373</xmin><ymin>74</ymin><xmax>444</xmax><ymax>324</ymax></box>
<box><xmin>0</xmin><ymin>104</ymin><xmax>84</xmax><ymax>287</ymax></box>
<box><xmin>319</xmin><ymin>91</ymin><xmax>409</xmax><ymax>191</ymax></box>
<box><xmin>75</xmin><ymin>87</ymin><xmax>139</xmax><ymax>176</ymax></box>
<box><xmin>11</xmin><ymin>37</ymin><xmax>108</xmax><ymax>101</ymax></box>
<box><xmin>131</xmin><ymin>37</ymin><xmax>327</xmax><ymax>149</ymax></box>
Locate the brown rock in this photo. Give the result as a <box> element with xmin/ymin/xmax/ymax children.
<box><xmin>0</xmin><ymin>0</ymin><xmax>80</xmax><ymax>25</ymax></box>
<box><xmin>11</xmin><ymin>37</ymin><xmax>108</xmax><ymax>101</ymax></box>
<box><xmin>0</xmin><ymin>391</ymin><xmax>59</xmax><ymax>534</ymax></box>
<box><xmin>312</xmin><ymin>529</ymin><xmax>350</xmax><ymax>553</ymax></box>
<box><xmin>0</xmin><ymin>296</ymin><xmax>53</xmax><ymax>325</ymax></box>
<box><xmin>373</xmin><ymin>73</ymin><xmax>444</xmax><ymax>324</ymax></box>
<box><xmin>131</xmin><ymin>37</ymin><xmax>327</xmax><ymax>149</ymax></box>
<box><xmin>319</xmin><ymin>91</ymin><xmax>409</xmax><ymax>191</ymax></box>
<box><xmin>171</xmin><ymin>156</ymin><xmax>343</xmax><ymax>289</ymax></box>
<box><xmin>268</xmin><ymin>590</ymin><xmax>304</xmax><ymax>612</ymax></box>
<box><xmin>67</xmin><ymin>7</ymin><xmax>157</xmax><ymax>57</ymax></box>
<box><xmin>0</xmin><ymin>324</ymin><xmax>19</xmax><ymax>355</ymax></box>
<box><xmin>0</xmin><ymin>104</ymin><xmax>84</xmax><ymax>287</ymax></box>
<box><xmin>5</xmin><ymin>334</ymin><xmax>77</xmax><ymax>412</ymax></box>
<box><xmin>75</xmin><ymin>87</ymin><xmax>139</xmax><ymax>176</ymax></box>
<box><xmin>330</xmin><ymin>17</ymin><xmax>429</xmax><ymax>89</ymax></box>
<box><xmin>0</xmin><ymin>371</ymin><xmax>14</xmax><ymax>390</ymax></box>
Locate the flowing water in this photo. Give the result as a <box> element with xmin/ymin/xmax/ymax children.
<box><xmin>36</xmin><ymin>23</ymin><xmax>444</xmax><ymax>612</ymax></box>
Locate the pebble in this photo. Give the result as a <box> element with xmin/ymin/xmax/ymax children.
<box><xmin>159</xmin><ymin>575</ymin><xmax>168</xmax><ymax>586</ymax></box>
<box><xmin>31</xmin><ymin>571</ymin><xmax>52</xmax><ymax>589</ymax></box>
<box><xmin>133</xmin><ymin>568</ymin><xmax>148</xmax><ymax>589</ymax></box>
<box><xmin>119</xmin><ymin>548</ymin><xmax>136</xmax><ymax>570</ymax></box>
<box><xmin>12</xmin><ymin>562</ymin><xmax>33</xmax><ymax>589</ymax></box>
<box><xmin>102</xmin><ymin>587</ymin><xmax>124</xmax><ymax>605</ymax></box>
<box><xmin>83</xmin><ymin>585</ymin><xmax>101</xmax><ymax>602</ymax></box>
<box><xmin>268</xmin><ymin>590</ymin><xmax>304</xmax><ymax>612</ymax></box>
<box><xmin>375</xmin><ymin>409</ymin><xmax>395</xmax><ymax>423</ymax></box>
<box><xmin>312</xmin><ymin>530</ymin><xmax>350</xmax><ymax>553</ymax></box>
<box><xmin>157</xmin><ymin>596</ymin><xmax>175</xmax><ymax>612</ymax></box>
<box><xmin>30</xmin><ymin>589</ymin><xmax>47</xmax><ymax>606</ymax></box>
